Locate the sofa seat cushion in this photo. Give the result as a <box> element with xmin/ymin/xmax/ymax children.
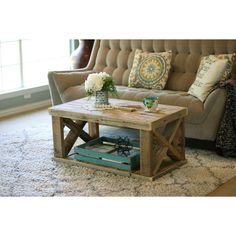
<box><xmin>116</xmin><ymin>86</ymin><xmax>204</xmax><ymax>124</ymax></box>
<box><xmin>62</xmin><ymin>85</ymin><xmax>205</xmax><ymax>124</ymax></box>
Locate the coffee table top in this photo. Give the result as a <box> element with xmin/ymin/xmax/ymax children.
<box><xmin>48</xmin><ymin>98</ymin><xmax>188</xmax><ymax>131</ymax></box>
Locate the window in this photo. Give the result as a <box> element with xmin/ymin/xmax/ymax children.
<box><xmin>0</xmin><ymin>39</ymin><xmax>72</xmax><ymax>93</ymax></box>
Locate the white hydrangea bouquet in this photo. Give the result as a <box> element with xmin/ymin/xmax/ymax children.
<box><xmin>85</xmin><ymin>72</ymin><xmax>117</xmax><ymax>97</ymax></box>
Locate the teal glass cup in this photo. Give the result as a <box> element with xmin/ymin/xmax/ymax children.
<box><xmin>143</xmin><ymin>96</ymin><xmax>159</xmax><ymax>112</ymax></box>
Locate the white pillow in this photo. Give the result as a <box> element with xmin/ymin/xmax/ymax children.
<box><xmin>188</xmin><ymin>59</ymin><xmax>228</xmax><ymax>102</ymax></box>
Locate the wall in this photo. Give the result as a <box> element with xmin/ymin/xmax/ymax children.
<box><xmin>0</xmin><ymin>86</ymin><xmax>51</xmax><ymax>119</ymax></box>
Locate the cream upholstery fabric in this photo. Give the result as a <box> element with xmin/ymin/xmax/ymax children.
<box><xmin>53</xmin><ymin>71</ymin><xmax>93</xmax><ymax>95</ymax></box>
<box><xmin>93</xmin><ymin>40</ymin><xmax>236</xmax><ymax>91</ymax></box>
<box><xmin>48</xmin><ymin>40</ymin><xmax>236</xmax><ymax>141</ymax></box>
<box><xmin>188</xmin><ymin>59</ymin><xmax>228</xmax><ymax>102</ymax></box>
<box><xmin>128</xmin><ymin>49</ymin><xmax>172</xmax><ymax>89</ymax></box>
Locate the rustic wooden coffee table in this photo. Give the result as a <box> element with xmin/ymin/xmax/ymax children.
<box><xmin>48</xmin><ymin>98</ymin><xmax>188</xmax><ymax>180</ymax></box>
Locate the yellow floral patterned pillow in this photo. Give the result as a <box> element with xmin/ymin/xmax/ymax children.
<box><xmin>128</xmin><ymin>49</ymin><xmax>172</xmax><ymax>89</ymax></box>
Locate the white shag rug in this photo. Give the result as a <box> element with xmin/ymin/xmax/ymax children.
<box><xmin>1</xmin><ymin>124</ymin><xmax>236</xmax><ymax>197</ymax></box>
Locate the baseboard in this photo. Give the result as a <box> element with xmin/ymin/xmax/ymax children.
<box><xmin>0</xmin><ymin>85</ymin><xmax>49</xmax><ymax>100</ymax></box>
<box><xmin>0</xmin><ymin>99</ymin><xmax>52</xmax><ymax>119</ymax></box>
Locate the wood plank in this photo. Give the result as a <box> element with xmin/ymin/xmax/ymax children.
<box><xmin>168</xmin><ymin>119</ymin><xmax>182</xmax><ymax>143</ymax></box>
<box><xmin>63</xmin><ymin>118</ymin><xmax>85</xmax><ymax>131</ymax></box>
<box><xmin>53</xmin><ymin>156</ymin><xmax>153</xmax><ymax>180</ymax></box>
<box><xmin>88</xmin><ymin>122</ymin><xmax>99</xmax><ymax>138</ymax></box>
<box><xmin>152</xmin><ymin>118</ymin><xmax>184</xmax><ymax>175</ymax></box>
<box><xmin>52</xmin><ymin>116</ymin><xmax>65</xmax><ymax>158</ymax></box>
<box><xmin>153</xmin><ymin>149</ymin><xmax>167</xmax><ymax>175</ymax></box>
<box><xmin>49</xmin><ymin>97</ymin><xmax>188</xmax><ymax>179</ymax></box>
<box><xmin>168</xmin><ymin>118</ymin><xmax>186</xmax><ymax>161</ymax></box>
<box><xmin>48</xmin><ymin>98</ymin><xmax>187</xmax><ymax>131</ymax></box>
<box><xmin>153</xmin><ymin>129</ymin><xmax>182</xmax><ymax>161</ymax></box>
<box><xmin>49</xmin><ymin>110</ymin><xmax>152</xmax><ymax>130</ymax></box>
<box><xmin>53</xmin><ymin>156</ymin><xmax>131</xmax><ymax>177</ymax></box>
<box><xmin>152</xmin><ymin>110</ymin><xmax>187</xmax><ymax>129</ymax></box>
<box><xmin>64</xmin><ymin>129</ymin><xmax>80</xmax><ymax>156</ymax></box>
<box><xmin>53</xmin><ymin>156</ymin><xmax>186</xmax><ymax>181</ymax></box>
<box><xmin>64</xmin><ymin>120</ymin><xmax>92</xmax><ymax>142</ymax></box>
<box><xmin>151</xmin><ymin>159</ymin><xmax>187</xmax><ymax>180</ymax></box>
<box><xmin>140</xmin><ymin>130</ymin><xmax>153</xmax><ymax>177</ymax></box>
<box><xmin>75</xmin><ymin>155</ymin><xmax>132</xmax><ymax>171</ymax></box>
<box><xmin>131</xmin><ymin>159</ymin><xmax>187</xmax><ymax>180</ymax></box>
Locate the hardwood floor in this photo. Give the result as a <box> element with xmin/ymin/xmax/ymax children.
<box><xmin>208</xmin><ymin>176</ymin><xmax>236</xmax><ymax>196</ymax></box>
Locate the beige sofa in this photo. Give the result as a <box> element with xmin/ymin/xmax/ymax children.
<box><xmin>48</xmin><ymin>40</ymin><xmax>236</xmax><ymax>141</ymax></box>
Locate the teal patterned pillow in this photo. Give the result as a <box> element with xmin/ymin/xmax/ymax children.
<box><xmin>129</xmin><ymin>49</ymin><xmax>172</xmax><ymax>89</ymax></box>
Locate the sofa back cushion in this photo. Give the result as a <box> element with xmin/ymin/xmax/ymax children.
<box><xmin>92</xmin><ymin>40</ymin><xmax>236</xmax><ymax>91</ymax></box>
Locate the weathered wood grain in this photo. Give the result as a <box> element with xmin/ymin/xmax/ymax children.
<box><xmin>52</xmin><ymin>116</ymin><xmax>65</xmax><ymax>158</ymax></box>
<box><xmin>48</xmin><ymin>98</ymin><xmax>187</xmax><ymax>131</ymax></box>
<box><xmin>88</xmin><ymin>122</ymin><xmax>99</xmax><ymax>138</ymax></box>
<box><xmin>49</xmin><ymin>98</ymin><xmax>188</xmax><ymax>179</ymax></box>
<box><xmin>140</xmin><ymin>130</ymin><xmax>153</xmax><ymax>177</ymax></box>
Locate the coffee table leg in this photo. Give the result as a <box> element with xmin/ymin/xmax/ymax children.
<box><xmin>88</xmin><ymin>122</ymin><xmax>99</xmax><ymax>139</ymax></box>
<box><xmin>52</xmin><ymin>116</ymin><xmax>65</xmax><ymax>158</ymax></box>
<box><xmin>140</xmin><ymin>130</ymin><xmax>153</xmax><ymax>177</ymax></box>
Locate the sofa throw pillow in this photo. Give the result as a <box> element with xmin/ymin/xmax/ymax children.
<box><xmin>128</xmin><ymin>49</ymin><xmax>172</xmax><ymax>89</ymax></box>
<box><xmin>199</xmin><ymin>53</ymin><xmax>236</xmax><ymax>85</ymax></box>
<box><xmin>188</xmin><ymin>59</ymin><xmax>228</xmax><ymax>102</ymax></box>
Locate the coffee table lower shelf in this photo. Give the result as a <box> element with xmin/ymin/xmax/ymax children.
<box><xmin>53</xmin><ymin>155</ymin><xmax>187</xmax><ymax>181</ymax></box>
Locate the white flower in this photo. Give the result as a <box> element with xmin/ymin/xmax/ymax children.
<box><xmin>98</xmin><ymin>72</ymin><xmax>110</xmax><ymax>79</ymax></box>
<box><xmin>85</xmin><ymin>73</ymin><xmax>105</xmax><ymax>93</ymax></box>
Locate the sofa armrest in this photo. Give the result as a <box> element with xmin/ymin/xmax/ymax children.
<box><xmin>48</xmin><ymin>40</ymin><xmax>101</xmax><ymax>105</ymax></box>
<box><xmin>53</xmin><ymin>70</ymin><xmax>94</xmax><ymax>93</ymax></box>
<box><xmin>203</xmin><ymin>88</ymin><xmax>226</xmax><ymax>109</ymax></box>
<box><xmin>202</xmin><ymin>88</ymin><xmax>226</xmax><ymax>132</ymax></box>
<box><xmin>48</xmin><ymin>70</ymin><xmax>94</xmax><ymax>105</ymax></box>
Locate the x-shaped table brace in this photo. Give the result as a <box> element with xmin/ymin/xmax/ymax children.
<box><xmin>140</xmin><ymin>117</ymin><xmax>186</xmax><ymax>178</ymax></box>
<box><xmin>52</xmin><ymin>115</ymin><xmax>186</xmax><ymax>180</ymax></box>
<box><xmin>52</xmin><ymin>116</ymin><xmax>99</xmax><ymax>158</ymax></box>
